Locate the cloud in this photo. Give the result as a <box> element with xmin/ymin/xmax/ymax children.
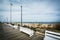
<box><xmin>0</xmin><ymin>0</ymin><xmax>60</xmax><ymax>22</ymax></box>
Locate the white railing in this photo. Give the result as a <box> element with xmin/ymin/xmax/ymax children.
<box><xmin>20</xmin><ymin>26</ymin><xmax>34</xmax><ymax>37</ymax></box>
<box><xmin>6</xmin><ymin>23</ymin><xmax>18</xmax><ymax>29</ymax></box>
<box><xmin>44</xmin><ymin>30</ymin><xmax>60</xmax><ymax>40</ymax></box>
<box><xmin>7</xmin><ymin>24</ymin><xmax>34</xmax><ymax>37</ymax></box>
<box><xmin>4</xmin><ymin>23</ymin><xmax>13</xmax><ymax>27</ymax></box>
<box><xmin>8</xmin><ymin>24</ymin><xmax>13</xmax><ymax>27</ymax></box>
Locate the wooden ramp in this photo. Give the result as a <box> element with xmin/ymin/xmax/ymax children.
<box><xmin>0</xmin><ymin>23</ymin><xmax>44</xmax><ymax>40</ymax></box>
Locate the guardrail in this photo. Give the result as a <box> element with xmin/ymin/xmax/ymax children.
<box><xmin>44</xmin><ymin>30</ymin><xmax>60</xmax><ymax>40</ymax></box>
<box><xmin>5</xmin><ymin>23</ymin><xmax>34</xmax><ymax>37</ymax></box>
<box><xmin>5</xmin><ymin>23</ymin><xmax>60</xmax><ymax>39</ymax></box>
<box><xmin>20</xmin><ymin>26</ymin><xmax>34</xmax><ymax>37</ymax></box>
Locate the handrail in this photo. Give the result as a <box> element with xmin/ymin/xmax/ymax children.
<box><xmin>45</xmin><ymin>30</ymin><xmax>60</xmax><ymax>39</ymax></box>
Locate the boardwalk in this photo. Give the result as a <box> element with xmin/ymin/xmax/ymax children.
<box><xmin>0</xmin><ymin>23</ymin><xmax>44</xmax><ymax>40</ymax></box>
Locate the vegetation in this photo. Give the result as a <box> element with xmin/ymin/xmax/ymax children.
<box><xmin>54</xmin><ymin>24</ymin><xmax>60</xmax><ymax>30</ymax></box>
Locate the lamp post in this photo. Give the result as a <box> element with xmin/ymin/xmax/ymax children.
<box><xmin>20</xmin><ymin>0</ymin><xmax>23</xmax><ymax>27</ymax></box>
<box><xmin>21</xmin><ymin>5</ymin><xmax>22</xmax><ymax>26</ymax></box>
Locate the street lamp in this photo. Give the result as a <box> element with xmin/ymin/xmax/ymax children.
<box><xmin>21</xmin><ymin>5</ymin><xmax>22</xmax><ymax>26</ymax></box>
<box><xmin>20</xmin><ymin>0</ymin><xmax>23</xmax><ymax>27</ymax></box>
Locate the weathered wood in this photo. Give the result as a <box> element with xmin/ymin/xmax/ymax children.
<box><xmin>0</xmin><ymin>23</ymin><xmax>44</xmax><ymax>40</ymax></box>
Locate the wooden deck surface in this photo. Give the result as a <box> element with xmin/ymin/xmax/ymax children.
<box><xmin>0</xmin><ymin>23</ymin><xmax>44</xmax><ymax>40</ymax></box>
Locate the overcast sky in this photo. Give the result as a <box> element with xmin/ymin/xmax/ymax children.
<box><xmin>0</xmin><ymin>0</ymin><xmax>60</xmax><ymax>22</ymax></box>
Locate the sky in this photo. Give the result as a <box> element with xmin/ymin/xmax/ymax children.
<box><xmin>0</xmin><ymin>0</ymin><xmax>60</xmax><ymax>22</ymax></box>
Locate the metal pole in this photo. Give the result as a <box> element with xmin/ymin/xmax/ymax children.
<box><xmin>6</xmin><ymin>17</ymin><xmax>8</xmax><ymax>23</ymax></box>
<box><xmin>21</xmin><ymin>5</ymin><xmax>22</xmax><ymax>26</ymax></box>
<box><xmin>20</xmin><ymin>0</ymin><xmax>23</xmax><ymax>26</ymax></box>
